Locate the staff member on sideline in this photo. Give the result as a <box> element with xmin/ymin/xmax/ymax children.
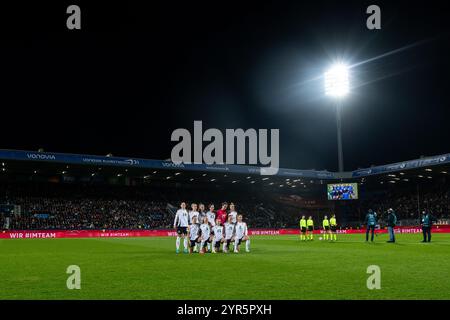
<box><xmin>365</xmin><ymin>209</ymin><xmax>377</xmax><ymax>242</ymax></box>
<box><xmin>421</xmin><ymin>210</ymin><xmax>437</xmax><ymax>243</ymax></box>
<box><xmin>386</xmin><ymin>208</ymin><xmax>397</xmax><ymax>243</ymax></box>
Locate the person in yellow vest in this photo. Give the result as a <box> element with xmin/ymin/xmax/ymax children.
<box><xmin>299</xmin><ymin>215</ymin><xmax>307</xmax><ymax>241</ymax></box>
<box><xmin>307</xmin><ymin>216</ymin><xmax>314</xmax><ymax>240</ymax></box>
<box><xmin>322</xmin><ymin>215</ymin><xmax>331</xmax><ymax>240</ymax></box>
<box><xmin>330</xmin><ymin>214</ymin><xmax>337</xmax><ymax>241</ymax></box>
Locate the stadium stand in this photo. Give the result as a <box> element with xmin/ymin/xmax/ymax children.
<box><xmin>1</xmin><ymin>177</ymin><xmax>449</xmax><ymax>230</ymax></box>
<box><xmin>1</xmin><ymin>149</ymin><xmax>450</xmax><ymax>231</ymax></box>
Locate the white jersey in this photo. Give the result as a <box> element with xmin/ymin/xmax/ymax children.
<box><xmin>174</xmin><ymin>209</ymin><xmax>189</xmax><ymax>227</ymax></box>
<box><xmin>224</xmin><ymin>222</ymin><xmax>235</xmax><ymax>239</ymax></box>
<box><xmin>212</xmin><ymin>225</ymin><xmax>224</xmax><ymax>241</ymax></box>
<box><xmin>189</xmin><ymin>223</ymin><xmax>200</xmax><ymax>241</ymax></box>
<box><xmin>206</xmin><ymin>211</ymin><xmax>216</xmax><ymax>226</ymax></box>
<box><xmin>235</xmin><ymin>222</ymin><xmax>248</xmax><ymax>239</ymax></box>
<box><xmin>189</xmin><ymin>210</ymin><xmax>199</xmax><ymax>224</ymax></box>
<box><xmin>200</xmin><ymin>224</ymin><xmax>211</xmax><ymax>241</ymax></box>
<box><xmin>228</xmin><ymin>211</ymin><xmax>238</xmax><ymax>223</ymax></box>
<box><xmin>198</xmin><ymin>212</ymin><xmax>207</xmax><ymax>225</ymax></box>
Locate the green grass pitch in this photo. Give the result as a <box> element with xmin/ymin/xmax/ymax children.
<box><xmin>1</xmin><ymin>233</ymin><xmax>450</xmax><ymax>299</ymax></box>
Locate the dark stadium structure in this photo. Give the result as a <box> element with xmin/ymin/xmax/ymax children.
<box><xmin>1</xmin><ymin>149</ymin><xmax>449</xmax><ymax>231</ymax></box>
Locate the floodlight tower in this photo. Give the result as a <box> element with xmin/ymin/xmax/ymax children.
<box><xmin>324</xmin><ymin>63</ymin><xmax>349</xmax><ymax>173</ymax></box>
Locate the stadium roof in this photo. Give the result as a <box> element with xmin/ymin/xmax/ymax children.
<box><xmin>0</xmin><ymin>149</ymin><xmax>449</xmax><ymax>181</ymax></box>
<box><xmin>0</xmin><ymin>149</ymin><xmax>336</xmax><ymax>180</ymax></box>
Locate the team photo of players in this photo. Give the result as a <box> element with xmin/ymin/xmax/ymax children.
<box><xmin>173</xmin><ymin>202</ymin><xmax>250</xmax><ymax>254</ymax></box>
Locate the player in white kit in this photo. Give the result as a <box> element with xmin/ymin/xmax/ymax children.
<box><xmin>197</xmin><ymin>203</ymin><xmax>206</xmax><ymax>228</ymax></box>
<box><xmin>212</xmin><ymin>218</ymin><xmax>225</xmax><ymax>253</ymax></box>
<box><xmin>206</xmin><ymin>204</ymin><xmax>216</xmax><ymax>252</ymax></box>
<box><xmin>189</xmin><ymin>203</ymin><xmax>200</xmax><ymax>251</ymax></box>
<box><xmin>188</xmin><ymin>215</ymin><xmax>200</xmax><ymax>254</ymax></box>
<box><xmin>189</xmin><ymin>203</ymin><xmax>200</xmax><ymax>224</ymax></box>
<box><xmin>228</xmin><ymin>203</ymin><xmax>238</xmax><ymax>224</ymax></box>
<box><xmin>199</xmin><ymin>216</ymin><xmax>212</xmax><ymax>254</ymax></box>
<box><xmin>173</xmin><ymin>202</ymin><xmax>189</xmax><ymax>254</ymax></box>
<box><xmin>223</xmin><ymin>215</ymin><xmax>235</xmax><ymax>253</ymax></box>
<box><xmin>206</xmin><ymin>204</ymin><xmax>216</xmax><ymax>227</ymax></box>
<box><xmin>234</xmin><ymin>214</ymin><xmax>250</xmax><ymax>253</ymax></box>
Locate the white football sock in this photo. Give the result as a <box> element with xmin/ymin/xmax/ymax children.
<box><xmin>176</xmin><ymin>237</ymin><xmax>181</xmax><ymax>250</ymax></box>
<box><xmin>246</xmin><ymin>239</ymin><xmax>250</xmax><ymax>251</ymax></box>
<box><xmin>183</xmin><ymin>238</ymin><xmax>188</xmax><ymax>250</ymax></box>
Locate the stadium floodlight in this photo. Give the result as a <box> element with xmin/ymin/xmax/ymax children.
<box><xmin>324</xmin><ymin>63</ymin><xmax>349</xmax><ymax>97</ymax></box>
<box><xmin>324</xmin><ymin>63</ymin><xmax>350</xmax><ymax>172</ymax></box>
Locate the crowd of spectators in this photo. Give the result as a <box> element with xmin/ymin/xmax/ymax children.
<box><xmin>6</xmin><ymin>197</ymin><xmax>170</xmax><ymax>230</ymax></box>
<box><xmin>1</xmin><ymin>181</ymin><xmax>450</xmax><ymax>230</ymax></box>
<box><xmin>358</xmin><ymin>187</ymin><xmax>450</xmax><ymax>222</ymax></box>
<box><xmin>0</xmin><ymin>183</ymin><xmax>274</xmax><ymax>230</ymax></box>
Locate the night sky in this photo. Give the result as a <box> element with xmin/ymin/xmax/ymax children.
<box><xmin>1</xmin><ymin>1</ymin><xmax>449</xmax><ymax>172</ymax></box>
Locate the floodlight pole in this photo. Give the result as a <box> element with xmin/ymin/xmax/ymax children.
<box><xmin>335</xmin><ymin>99</ymin><xmax>344</xmax><ymax>172</ymax></box>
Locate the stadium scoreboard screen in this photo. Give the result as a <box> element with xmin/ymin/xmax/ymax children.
<box><xmin>327</xmin><ymin>183</ymin><xmax>358</xmax><ymax>200</ymax></box>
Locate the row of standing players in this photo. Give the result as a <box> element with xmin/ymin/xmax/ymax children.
<box><xmin>173</xmin><ymin>202</ymin><xmax>250</xmax><ymax>254</ymax></box>
<box><xmin>299</xmin><ymin>215</ymin><xmax>338</xmax><ymax>241</ymax></box>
